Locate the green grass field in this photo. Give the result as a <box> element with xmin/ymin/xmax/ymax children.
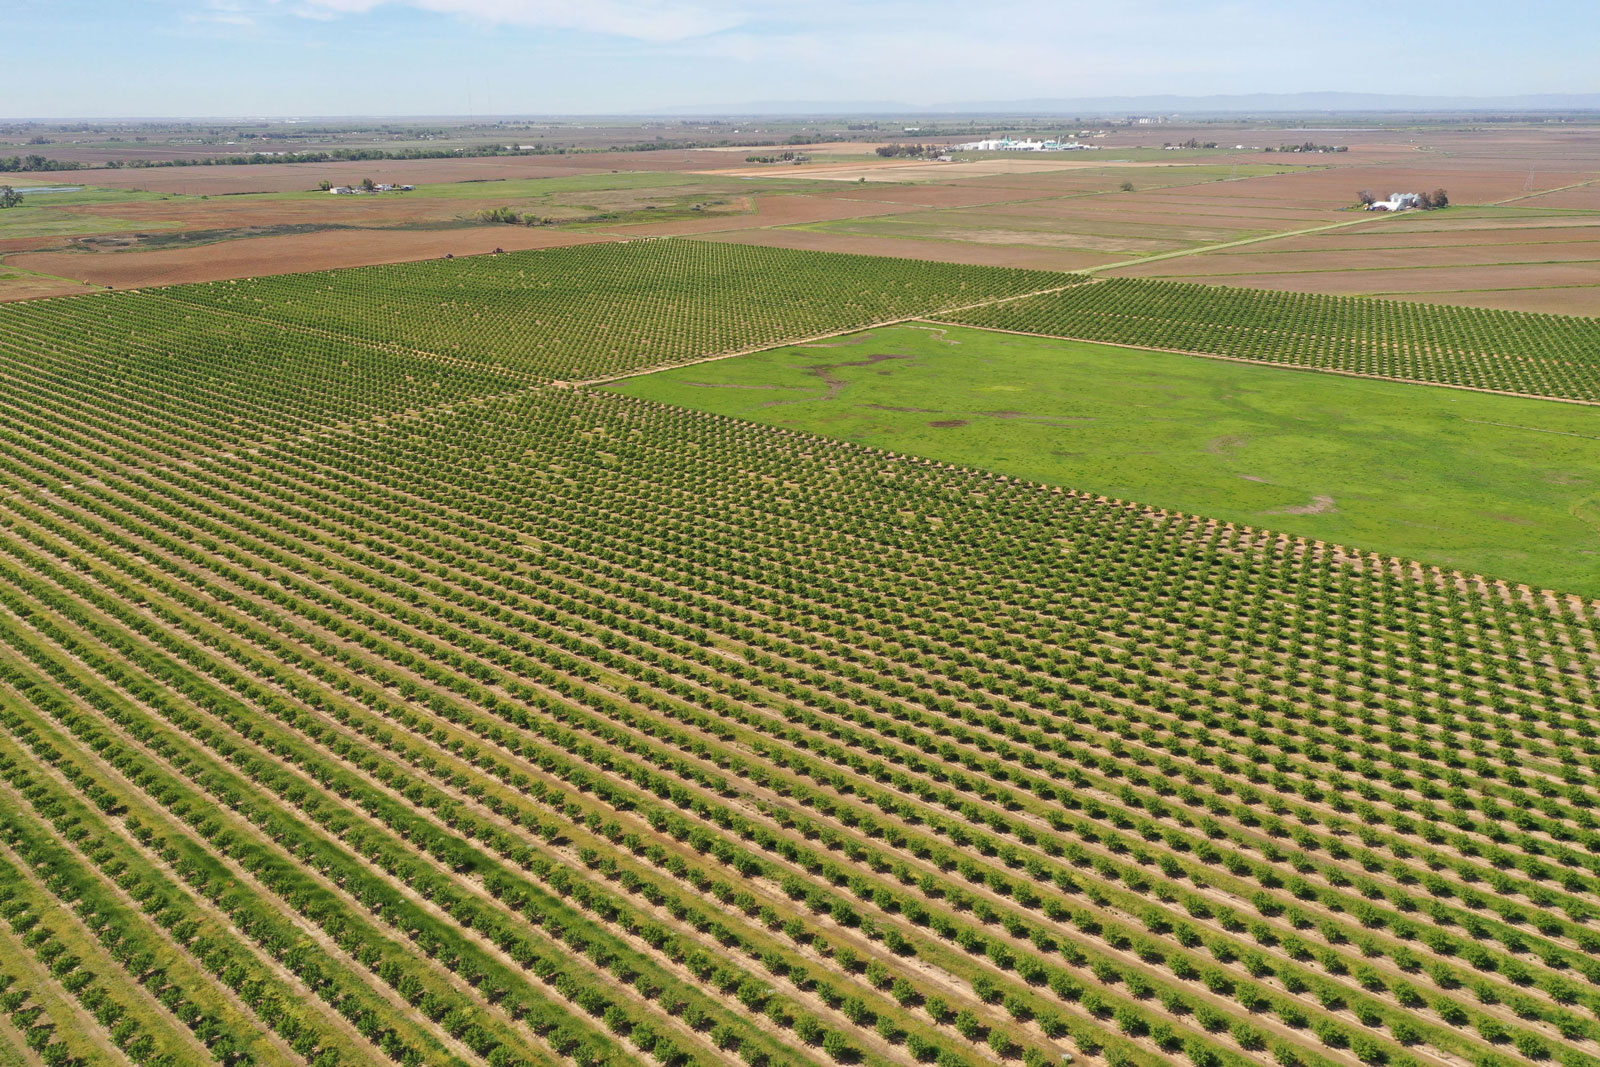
<box><xmin>0</xmin><ymin>208</ymin><xmax>173</xmax><ymax>241</ymax></box>
<box><xmin>0</xmin><ymin>186</ymin><xmax>185</xmax><ymax>208</ymax></box>
<box><xmin>611</xmin><ymin>323</ymin><xmax>1600</xmax><ymax>595</ymax></box>
<box><xmin>0</xmin><ymin>185</ymin><xmax>188</xmax><ymax>240</ymax></box>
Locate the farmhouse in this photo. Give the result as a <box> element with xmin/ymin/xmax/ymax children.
<box><xmin>949</xmin><ymin>137</ymin><xmax>1099</xmax><ymax>152</ymax></box>
<box><xmin>327</xmin><ymin>183</ymin><xmax>415</xmax><ymax>195</ymax></box>
<box><xmin>1367</xmin><ymin>192</ymin><xmax>1422</xmax><ymax>211</ymax></box>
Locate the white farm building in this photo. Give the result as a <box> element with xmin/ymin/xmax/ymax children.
<box><xmin>1367</xmin><ymin>192</ymin><xmax>1422</xmax><ymax>212</ymax></box>
<box><xmin>948</xmin><ymin>137</ymin><xmax>1099</xmax><ymax>153</ymax></box>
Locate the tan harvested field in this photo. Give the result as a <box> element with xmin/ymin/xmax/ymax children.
<box><xmin>1105</xmin><ymin>189</ymin><xmax>1600</xmax><ymax>313</ymax></box>
<box><xmin>786</xmin><ymin>190</ymin><xmax>1330</xmax><ymax>258</ymax></box>
<box><xmin>1510</xmin><ymin>181</ymin><xmax>1600</xmax><ymax>209</ymax></box>
<box><xmin>1215</xmin><ymin>224</ymin><xmax>1600</xmax><ymax>251</ymax></box>
<box><xmin>1362</xmin><ymin>212</ymin><xmax>1600</xmax><ymax>234</ymax></box>
<box><xmin>705</xmin><ymin>156</ymin><xmax>1185</xmax><ymax>182</ymax></box>
<box><xmin>7</xmin><ymin>226</ymin><xmax>621</xmax><ymax>288</ymax></box>
<box><xmin>1166</xmin><ymin>164</ymin><xmax>1598</xmax><ymax>206</ymax></box>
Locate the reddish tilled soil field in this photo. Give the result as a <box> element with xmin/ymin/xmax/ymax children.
<box><xmin>8</xmin><ymin>227</ymin><xmax>621</xmax><ymax>288</ymax></box>
<box><xmin>1399</xmin><ymin>286</ymin><xmax>1600</xmax><ymax>315</ymax></box>
<box><xmin>1510</xmin><ymin>183</ymin><xmax>1600</xmax><ymax>209</ymax></box>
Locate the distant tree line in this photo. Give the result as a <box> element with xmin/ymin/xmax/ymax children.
<box><xmin>0</xmin><ymin>155</ymin><xmax>88</xmax><ymax>172</ymax></box>
<box><xmin>1268</xmin><ymin>142</ymin><xmax>1348</xmax><ymax>153</ymax></box>
<box><xmin>875</xmin><ymin>144</ymin><xmax>942</xmax><ymax>158</ymax></box>
<box><xmin>4</xmin><ymin>135</ymin><xmax>841</xmax><ymax>175</ymax></box>
<box><xmin>105</xmin><ymin>143</ymin><xmax>571</xmax><ymax>168</ymax></box>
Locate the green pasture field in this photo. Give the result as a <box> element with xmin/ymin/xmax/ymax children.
<box><xmin>0</xmin><ymin>185</ymin><xmax>193</xmax><ymax>240</ymax></box>
<box><xmin>0</xmin><ymin>185</ymin><xmax>185</xmax><ymax>208</ymax></box>
<box><xmin>611</xmin><ymin>323</ymin><xmax>1600</xmax><ymax>595</ymax></box>
<box><xmin>0</xmin><ymin>208</ymin><xmax>173</xmax><ymax>241</ymax></box>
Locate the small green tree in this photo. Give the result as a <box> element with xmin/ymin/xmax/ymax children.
<box><xmin>0</xmin><ymin>186</ymin><xmax>22</xmax><ymax>209</ymax></box>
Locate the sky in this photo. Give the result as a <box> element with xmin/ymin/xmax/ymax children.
<box><xmin>6</xmin><ymin>0</ymin><xmax>1600</xmax><ymax>117</ymax></box>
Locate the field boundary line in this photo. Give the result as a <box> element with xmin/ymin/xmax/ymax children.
<box><xmin>914</xmin><ymin>319</ymin><xmax>1600</xmax><ymax>408</ymax></box>
<box><xmin>1087</xmin><ymin>213</ymin><xmax>1394</xmax><ymax>273</ymax></box>
<box><xmin>1123</xmin><ymin>256</ymin><xmax>1600</xmax><ymax>280</ymax></box>
<box><xmin>1491</xmin><ymin>176</ymin><xmax>1600</xmax><ymax>206</ymax></box>
<box><xmin>1371</xmin><ymin>280</ymin><xmax>1600</xmax><ymax>299</ymax></box>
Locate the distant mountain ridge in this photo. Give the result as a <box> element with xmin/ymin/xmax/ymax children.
<box><xmin>661</xmin><ymin>91</ymin><xmax>1600</xmax><ymax>116</ymax></box>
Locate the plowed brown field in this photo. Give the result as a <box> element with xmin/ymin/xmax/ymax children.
<box><xmin>8</xmin><ymin>227</ymin><xmax>621</xmax><ymax>288</ymax></box>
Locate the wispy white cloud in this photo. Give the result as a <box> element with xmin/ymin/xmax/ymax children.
<box><xmin>32</xmin><ymin>0</ymin><xmax>1591</xmax><ymax>116</ymax></box>
<box><xmin>283</xmin><ymin>0</ymin><xmax>752</xmax><ymax>42</ymax></box>
<box><xmin>178</xmin><ymin>0</ymin><xmax>264</xmax><ymax>36</ymax></box>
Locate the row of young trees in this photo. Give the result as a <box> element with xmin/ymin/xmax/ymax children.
<box><xmin>0</xmin><ymin>335</ymin><xmax>1593</xmax><ymax>1067</ymax></box>
<box><xmin>149</xmin><ymin>239</ymin><xmax>1081</xmax><ymax>382</ymax></box>
<box><xmin>942</xmin><ymin>277</ymin><xmax>1600</xmax><ymax>401</ymax></box>
<box><xmin>0</xmin><ymin>970</ymin><xmax>82</xmax><ymax>1067</ymax></box>
<box><xmin>0</xmin><ymin>240</ymin><xmax>1595</xmax><ymax>1067</ymax></box>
